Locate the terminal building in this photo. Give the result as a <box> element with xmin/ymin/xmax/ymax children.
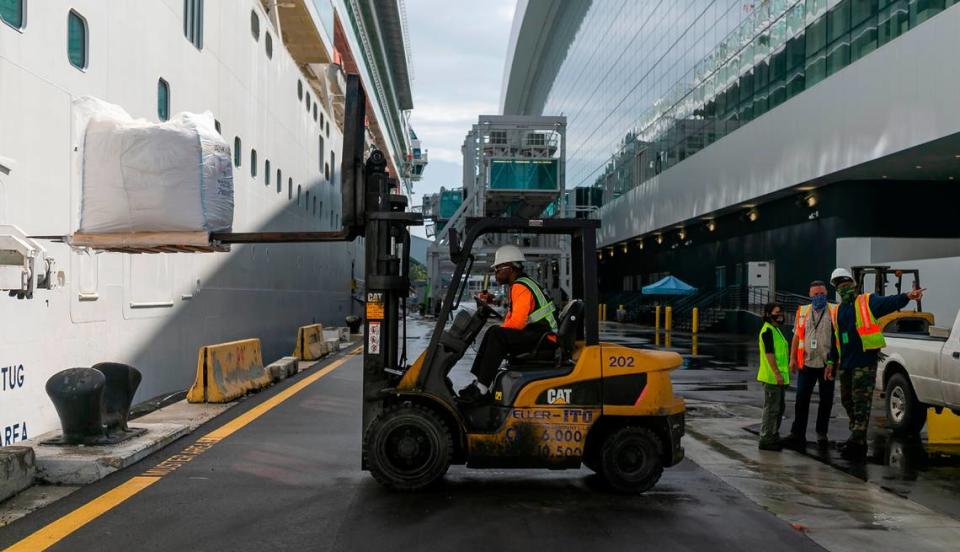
<box><xmin>501</xmin><ymin>0</ymin><xmax>960</xmax><ymax>326</ymax></box>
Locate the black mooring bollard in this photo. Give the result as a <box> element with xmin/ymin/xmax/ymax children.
<box><xmin>92</xmin><ymin>362</ymin><xmax>142</xmax><ymax>435</ymax></box>
<box><xmin>44</xmin><ymin>363</ymin><xmax>146</xmax><ymax>446</ymax></box>
<box><xmin>45</xmin><ymin>368</ymin><xmax>106</xmax><ymax>445</ymax></box>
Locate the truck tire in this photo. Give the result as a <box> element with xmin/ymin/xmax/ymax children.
<box><xmin>365</xmin><ymin>402</ymin><xmax>452</xmax><ymax>491</ymax></box>
<box><xmin>599</xmin><ymin>426</ymin><xmax>663</xmax><ymax>494</ymax></box>
<box><xmin>886</xmin><ymin>373</ymin><xmax>927</xmax><ymax>435</ymax></box>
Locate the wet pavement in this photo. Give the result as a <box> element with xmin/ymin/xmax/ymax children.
<box><xmin>0</xmin><ymin>331</ymin><xmax>824</xmax><ymax>552</ymax></box>
<box><xmin>3</xmin><ymin>315</ymin><xmax>959</xmax><ymax>551</ymax></box>
<box><xmin>601</xmin><ymin>320</ymin><xmax>960</xmax><ymax>525</ymax></box>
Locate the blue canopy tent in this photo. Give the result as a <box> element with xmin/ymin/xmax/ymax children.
<box><xmin>642</xmin><ymin>276</ymin><xmax>697</xmax><ymax>296</ymax></box>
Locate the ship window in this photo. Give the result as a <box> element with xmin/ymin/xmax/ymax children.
<box><xmin>251</xmin><ymin>149</ymin><xmax>257</xmax><ymax>177</ymax></box>
<box><xmin>324</xmin><ymin>162</ymin><xmax>329</xmax><ymax>182</ymax></box>
<box><xmin>276</xmin><ymin>169</ymin><xmax>281</xmax><ymax>191</ymax></box>
<box><xmin>318</xmin><ymin>200</ymin><xmax>323</xmax><ymax>219</ymax></box>
<box><xmin>288</xmin><ymin>178</ymin><xmax>292</xmax><ymax>199</ymax></box>
<box><xmin>183</xmin><ymin>0</ymin><xmax>203</xmax><ymax>50</ymax></box>
<box><xmin>250</xmin><ymin>10</ymin><xmax>259</xmax><ymax>41</ymax></box>
<box><xmin>313</xmin><ymin>197</ymin><xmax>317</xmax><ymax>216</ymax></box>
<box><xmin>286</xmin><ymin>177</ymin><xmax>291</xmax><ymax>195</ymax></box>
<box><xmin>1</xmin><ymin>0</ymin><xmax>24</xmax><ymax>29</ymax></box>
<box><xmin>297</xmin><ymin>185</ymin><xmax>302</xmax><ymax>206</ymax></box>
<box><xmin>306</xmin><ymin>92</ymin><xmax>311</xmax><ymax>112</ymax></box>
<box><xmin>330</xmin><ymin>151</ymin><xmax>335</xmax><ymax>184</ymax></box>
<box><xmin>265</xmin><ymin>159</ymin><xmax>271</xmax><ymax>186</ymax></box>
<box><xmin>265</xmin><ymin>31</ymin><xmax>273</xmax><ymax>59</ymax></box>
<box><xmin>320</xmin><ymin>112</ymin><xmax>325</xmax><ymax>128</ymax></box>
<box><xmin>305</xmin><ymin>190</ymin><xmax>310</xmax><ymax>210</ymax></box>
<box><xmin>318</xmin><ymin>135</ymin><xmax>324</xmax><ymax>172</ymax></box>
<box><xmin>297</xmin><ymin>80</ymin><xmax>303</xmax><ymax>100</ymax></box>
<box><xmin>325</xmin><ymin>121</ymin><xmax>330</xmax><ymax>137</ymax></box>
<box><xmin>234</xmin><ymin>137</ymin><xmax>242</xmax><ymax>167</ymax></box>
<box><xmin>214</xmin><ymin>119</ymin><xmax>221</xmax><ymax>134</ymax></box>
<box><xmin>313</xmin><ymin>104</ymin><xmax>317</xmax><ymax>121</ymax></box>
<box><xmin>67</xmin><ymin>10</ymin><xmax>88</xmax><ymax>70</ymax></box>
<box><xmin>157</xmin><ymin>78</ymin><xmax>170</xmax><ymax>121</ymax></box>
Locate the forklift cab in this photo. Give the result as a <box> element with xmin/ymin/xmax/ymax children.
<box><xmin>395</xmin><ymin>217</ymin><xmax>600</xmax><ymax>413</ymax></box>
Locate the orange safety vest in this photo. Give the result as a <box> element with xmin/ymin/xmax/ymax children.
<box><xmin>794</xmin><ymin>303</ymin><xmax>839</xmax><ymax>367</ymax></box>
<box><xmin>853</xmin><ymin>293</ymin><xmax>887</xmax><ymax>350</ymax></box>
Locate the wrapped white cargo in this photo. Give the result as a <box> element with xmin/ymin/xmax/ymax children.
<box><xmin>75</xmin><ymin>97</ymin><xmax>233</xmax><ymax>234</ymax></box>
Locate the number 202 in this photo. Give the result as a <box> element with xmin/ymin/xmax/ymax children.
<box><xmin>610</xmin><ymin>355</ymin><xmax>634</xmax><ymax>368</ymax></box>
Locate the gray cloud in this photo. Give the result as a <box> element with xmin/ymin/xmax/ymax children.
<box><xmin>407</xmin><ymin>0</ymin><xmax>517</xmax><ymax>196</ymax></box>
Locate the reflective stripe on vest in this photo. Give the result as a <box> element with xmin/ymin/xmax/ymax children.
<box><xmin>794</xmin><ymin>304</ymin><xmax>810</xmax><ymax>367</ymax></box>
<box><xmin>757</xmin><ymin>322</ymin><xmax>789</xmax><ymax>385</ymax></box>
<box><xmin>515</xmin><ymin>276</ymin><xmax>558</xmax><ymax>332</ymax></box>
<box><xmin>855</xmin><ymin>293</ymin><xmax>886</xmax><ymax>350</ymax></box>
<box><xmin>795</xmin><ymin>303</ymin><xmax>840</xmax><ymax>367</ymax></box>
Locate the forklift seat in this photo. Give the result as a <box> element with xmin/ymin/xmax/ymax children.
<box><xmin>509</xmin><ymin>300</ymin><xmax>584</xmax><ymax>366</ymax></box>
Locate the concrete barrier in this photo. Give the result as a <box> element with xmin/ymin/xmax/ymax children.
<box><xmin>186</xmin><ymin>338</ymin><xmax>270</xmax><ymax>403</ymax></box>
<box><xmin>266</xmin><ymin>356</ymin><xmax>299</xmax><ymax>383</ymax></box>
<box><xmin>294</xmin><ymin>324</ymin><xmax>328</xmax><ymax>361</ymax></box>
<box><xmin>0</xmin><ymin>446</ymin><xmax>35</xmax><ymax>503</ymax></box>
<box><xmin>927</xmin><ymin>408</ymin><xmax>960</xmax><ymax>445</ymax></box>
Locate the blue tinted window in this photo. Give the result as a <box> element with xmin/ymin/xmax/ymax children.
<box><xmin>0</xmin><ymin>0</ymin><xmax>24</xmax><ymax>29</ymax></box>
<box><xmin>67</xmin><ymin>10</ymin><xmax>87</xmax><ymax>70</ymax></box>
<box><xmin>183</xmin><ymin>0</ymin><xmax>203</xmax><ymax>49</ymax></box>
<box><xmin>157</xmin><ymin>78</ymin><xmax>170</xmax><ymax>121</ymax></box>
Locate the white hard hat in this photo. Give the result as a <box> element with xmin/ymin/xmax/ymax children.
<box><xmin>830</xmin><ymin>267</ymin><xmax>854</xmax><ymax>286</ymax></box>
<box><xmin>493</xmin><ymin>245</ymin><xmax>525</xmax><ymax>267</ymax></box>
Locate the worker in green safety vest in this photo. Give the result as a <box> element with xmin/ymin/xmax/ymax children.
<box><xmin>757</xmin><ymin>302</ymin><xmax>790</xmax><ymax>451</ymax></box>
<box><xmin>459</xmin><ymin>245</ymin><xmax>558</xmax><ymax>403</ymax></box>
<box><xmin>829</xmin><ymin>267</ymin><xmax>925</xmax><ymax>461</ymax></box>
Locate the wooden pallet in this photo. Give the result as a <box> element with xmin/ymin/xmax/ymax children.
<box><xmin>68</xmin><ymin>231</ymin><xmax>229</xmax><ymax>253</ymax></box>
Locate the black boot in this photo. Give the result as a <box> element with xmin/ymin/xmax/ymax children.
<box><xmin>840</xmin><ymin>440</ymin><xmax>866</xmax><ymax>461</ymax></box>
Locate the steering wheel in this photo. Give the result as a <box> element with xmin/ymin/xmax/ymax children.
<box><xmin>475</xmin><ymin>297</ymin><xmax>504</xmax><ymax>320</ymax></box>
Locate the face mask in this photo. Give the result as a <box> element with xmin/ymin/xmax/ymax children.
<box><xmin>839</xmin><ymin>288</ymin><xmax>857</xmax><ymax>303</ymax></box>
<box><xmin>811</xmin><ymin>295</ymin><xmax>828</xmax><ymax>310</ymax></box>
<box><xmin>773</xmin><ymin>314</ymin><xmax>785</xmax><ymax>324</ymax></box>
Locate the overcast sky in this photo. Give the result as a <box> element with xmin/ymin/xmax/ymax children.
<box><xmin>405</xmin><ymin>0</ymin><xmax>518</xmax><ymax>236</ymax></box>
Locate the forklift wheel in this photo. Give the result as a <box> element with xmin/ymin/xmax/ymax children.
<box><xmin>600</xmin><ymin>427</ymin><xmax>664</xmax><ymax>494</ymax></box>
<box><xmin>365</xmin><ymin>403</ymin><xmax>452</xmax><ymax>491</ymax></box>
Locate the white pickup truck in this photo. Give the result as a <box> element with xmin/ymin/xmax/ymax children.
<box><xmin>878</xmin><ymin>309</ymin><xmax>960</xmax><ymax>433</ymax></box>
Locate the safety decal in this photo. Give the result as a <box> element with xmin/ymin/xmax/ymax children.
<box><xmin>368</xmin><ymin>322</ymin><xmax>381</xmax><ymax>354</ymax></box>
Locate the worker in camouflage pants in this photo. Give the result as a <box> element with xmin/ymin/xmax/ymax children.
<box><xmin>829</xmin><ymin>268</ymin><xmax>924</xmax><ymax>461</ymax></box>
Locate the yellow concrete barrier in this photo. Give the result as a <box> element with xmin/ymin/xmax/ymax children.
<box><xmin>187</xmin><ymin>338</ymin><xmax>270</xmax><ymax>403</ymax></box>
<box><xmin>294</xmin><ymin>324</ymin><xmax>328</xmax><ymax>361</ymax></box>
<box><xmin>927</xmin><ymin>408</ymin><xmax>960</xmax><ymax>445</ymax></box>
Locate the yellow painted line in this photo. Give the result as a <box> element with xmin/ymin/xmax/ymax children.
<box><xmin>5</xmin><ymin>346</ymin><xmax>362</xmax><ymax>552</ymax></box>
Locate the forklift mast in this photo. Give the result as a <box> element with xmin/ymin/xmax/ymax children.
<box><xmin>338</xmin><ymin>75</ymin><xmax>424</xmax><ymax>432</ymax></box>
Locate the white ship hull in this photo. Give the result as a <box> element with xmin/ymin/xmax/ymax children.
<box><xmin>0</xmin><ymin>0</ymin><xmax>361</xmax><ymax>443</ymax></box>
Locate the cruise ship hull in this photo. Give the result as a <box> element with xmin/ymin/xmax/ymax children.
<box><xmin>0</xmin><ymin>0</ymin><xmax>362</xmax><ymax>443</ymax></box>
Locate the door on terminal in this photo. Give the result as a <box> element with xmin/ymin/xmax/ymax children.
<box><xmin>715</xmin><ymin>266</ymin><xmax>727</xmax><ymax>289</ymax></box>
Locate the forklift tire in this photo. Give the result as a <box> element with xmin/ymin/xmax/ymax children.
<box><xmin>599</xmin><ymin>426</ymin><xmax>663</xmax><ymax>494</ymax></box>
<box><xmin>365</xmin><ymin>402</ymin><xmax>452</xmax><ymax>491</ymax></box>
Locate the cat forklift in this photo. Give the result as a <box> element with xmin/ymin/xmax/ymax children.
<box><xmin>851</xmin><ymin>265</ymin><xmax>935</xmax><ymax>333</ymax></box>
<box><xmin>212</xmin><ymin>75</ymin><xmax>686</xmax><ymax>493</ymax></box>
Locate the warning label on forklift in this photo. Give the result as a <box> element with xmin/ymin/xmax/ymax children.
<box><xmin>368</xmin><ymin>322</ymin><xmax>381</xmax><ymax>354</ymax></box>
<box><xmin>366</xmin><ymin>292</ymin><xmax>385</xmax><ymax>320</ymax></box>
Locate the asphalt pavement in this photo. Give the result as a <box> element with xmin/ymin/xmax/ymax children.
<box><xmin>0</xmin><ymin>344</ymin><xmax>823</xmax><ymax>551</ymax></box>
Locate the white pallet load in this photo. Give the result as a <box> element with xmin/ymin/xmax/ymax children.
<box><xmin>68</xmin><ymin>97</ymin><xmax>233</xmax><ymax>252</ymax></box>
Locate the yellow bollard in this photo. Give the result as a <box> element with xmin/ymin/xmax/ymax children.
<box><xmin>665</xmin><ymin>306</ymin><xmax>672</xmax><ymax>349</ymax></box>
<box><xmin>654</xmin><ymin>305</ymin><xmax>661</xmax><ymax>346</ymax></box>
<box><xmin>692</xmin><ymin>307</ymin><xmax>699</xmax><ymax>335</ymax></box>
<box><xmin>692</xmin><ymin>335</ymin><xmax>699</xmax><ymax>356</ymax></box>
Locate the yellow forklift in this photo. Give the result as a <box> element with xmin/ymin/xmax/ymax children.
<box><xmin>212</xmin><ymin>75</ymin><xmax>685</xmax><ymax>493</ymax></box>
<box><xmin>361</xmin><ymin>219</ymin><xmax>686</xmax><ymax>493</ymax></box>
<box><xmin>851</xmin><ymin>265</ymin><xmax>935</xmax><ymax>332</ymax></box>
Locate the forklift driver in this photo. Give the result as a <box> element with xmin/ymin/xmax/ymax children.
<box><xmin>458</xmin><ymin>245</ymin><xmax>559</xmax><ymax>402</ymax></box>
